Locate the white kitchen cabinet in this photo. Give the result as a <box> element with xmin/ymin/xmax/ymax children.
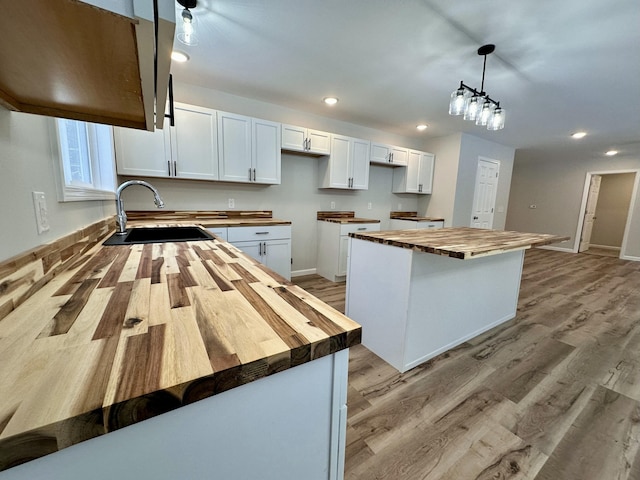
<box><xmin>370</xmin><ymin>143</ymin><xmax>408</xmax><ymax>166</ymax></box>
<box><xmin>282</xmin><ymin>124</ymin><xmax>331</xmax><ymax>155</ymax></box>
<box><xmin>218</xmin><ymin>112</ymin><xmax>281</xmax><ymax>184</ymax></box>
<box><xmin>318</xmin><ymin>135</ymin><xmax>370</xmax><ymax>190</ymax></box>
<box><xmin>206</xmin><ymin>227</ymin><xmax>228</xmax><ymax>241</ymax></box>
<box><xmin>317</xmin><ymin>221</ymin><xmax>380</xmax><ymax>282</ymax></box>
<box><xmin>393</xmin><ymin>150</ymin><xmax>435</xmax><ymax>194</ymax></box>
<box><xmin>389</xmin><ymin>219</ymin><xmax>444</xmax><ymax>230</ymax></box>
<box><xmin>228</xmin><ymin>225</ymin><xmax>292</xmax><ymax>279</ymax></box>
<box><xmin>115</xmin><ymin>102</ymin><xmax>218</xmax><ymax>180</ymax></box>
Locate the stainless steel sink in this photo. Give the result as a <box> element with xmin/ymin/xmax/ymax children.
<box><xmin>103</xmin><ymin>226</ymin><xmax>214</xmax><ymax>245</ymax></box>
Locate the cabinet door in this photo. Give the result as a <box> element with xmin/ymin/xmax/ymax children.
<box><xmin>114</xmin><ymin>126</ymin><xmax>171</xmax><ymax>177</ymax></box>
<box><xmin>404</xmin><ymin>150</ymin><xmax>422</xmax><ymax>193</ymax></box>
<box><xmin>172</xmin><ymin>104</ymin><xmax>218</xmax><ymax>180</ymax></box>
<box><xmin>230</xmin><ymin>240</ymin><xmax>262</xmax><ymax>262</ymax></box>
<box><xmin>350</xmin><ymin>138</ymin><xmax>370</xmax><ymax>190</ymax></box>
<box><xmin>218</xmin><ymin>111</ymin><xmax>252</xmax><ymax>182</ymax></box>
<box><xmin>281</xmin><ymin>124</ymin><xmax>306</xmax><ymax>152</ymax></box>
<box><xmin>370</xmin><ymin>143</ymin><xmax>392</xmax><ymax>165</ymax></box>
<box><xmin>252</xmin><ymin>119</ymin><xmax>281</xmax><ymax>184</ymax></box>
<box><xmin>323</xmin><ymin>134</ymin><xmax>350</xmax><ymax>188</ymax></box>
<box><xmin>307</xmin><ymin>129</ymin><xmax>331</xmax><ymax>155</ymax></box>
<box><xmin>389</xmin><ymin>146</ymin><xmax>408</xmax><ymax>166</ymax></box>
<box><xmin>417</xmin><ymin>153</ymin><xmax>435</xmax><ymax>194</ymax></box>
<box><xmin>263</xmin><ymin>239</ymin><xmax>291</xmax><ymax>280</ymax></box>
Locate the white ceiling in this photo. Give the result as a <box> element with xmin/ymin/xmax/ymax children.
<box><xmin>170</xmin><ymin>0</ymin><xmax>640</xmax><ymax>161</ymax></box>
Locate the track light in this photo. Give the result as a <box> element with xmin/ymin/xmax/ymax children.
<box><xmin>177</xmin><ymin>0</ymin><xmax>198</xmax><ymax>46</ymax></box>
<box><xmin>449</xmin><ymin>44</ymin><xmax>505</xmax><ymax>131</ymax></box>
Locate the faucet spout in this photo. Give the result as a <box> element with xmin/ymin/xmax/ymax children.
<box><xmin>115</xmin><ymin>180</ymin><xmax>165</xmax><ymax>235</ymax></box>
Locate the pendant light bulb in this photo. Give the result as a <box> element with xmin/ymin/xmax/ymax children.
<box><xmin>177</xmin><ymin>6</ymin><xmax>199</xmax><ymax>46</ymax></box>
<box><xmin>448</xmin><ymin>88</ymin><xmax>467</xmax><ymax>115</ymax></box>
<box><xmin>487</xmin><ymin>107</ymin><xmax>505</xmax><ymax>130</ymax></box>
<box><xmin>476</xmin><ymin>100</ymin><xmax>493</xmax><ymax>126</ymax></box>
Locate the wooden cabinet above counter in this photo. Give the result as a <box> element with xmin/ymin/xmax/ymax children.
<box><xmin>0</xmin><ymin>0</ymin><xmax>175</xmax><ymax>130</ymax></box>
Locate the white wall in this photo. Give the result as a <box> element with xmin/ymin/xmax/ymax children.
<box><xmin>506</xmin><ymin>150</ymin><xmax>640</xmax><ymax>259</ymax></box>
<box><xmin>0</xmin><ymin>110</ymin><xmax>114</xmax><ymax>262</ymax></box>
<box><xmin>120</xmin><ymin>83</ymin><xmax>423</xmax><ymax>274</ymax></box>
<box><xmin>591</xmin><ymin>173</ymin><xmax>636</xmax><ymax>248</ymax></box>
<box><xmin>418</xmin><ymin>133</ymin><xmax>515</xmax><ymax>229</ymax></box>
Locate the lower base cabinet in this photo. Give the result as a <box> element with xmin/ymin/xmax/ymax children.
<box><xmin>1</xmin><ymin>351</ymin><xmax>350</xmax><ymax>480</ymax></box>
<box><xmin>227</xmin><ymin>225</ymin><xmax>292</xmax><ymax>280</ymax></box>
<box><xmin>317</xmin><ymin>221</ymin><xmax>380</xmax><ymax>282</ymax></box>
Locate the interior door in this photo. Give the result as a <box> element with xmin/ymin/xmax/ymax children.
<box><xmin>471</xmin><ymin>158</ymin><xmax>500</xmax><ymax>228</ymax></box>
<box><xmin>579</xmin><ymin>174</ymin><xmax>602</xmax><ymax>252</ymax></box>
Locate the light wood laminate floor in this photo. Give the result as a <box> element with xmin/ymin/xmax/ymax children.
<box><xmin>294</xmin><ymin>248</ymin><xmax>640</xmax><ymax>480</ymax></box>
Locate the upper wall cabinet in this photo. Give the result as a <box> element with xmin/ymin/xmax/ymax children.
<box><xmin>218</xmin><ymin>112</ymin><xmax>281</xmax><ymax>184</ymax></box>
<box><xmin>319</xmin><ymin>135</ymin><xmax>370</xmax><ymax>190</ymax></box>
<box><xmin>0</xmin><ymin>0</ymin><xmax>174</xmax><ymax>130</ymax></box>
<box><xmin>115</xmin><ymin>102</ymin><xmax>218</xmax><ymax>180</ymax></box>
<box><xmin>370</xmin><ymin>143</ymin><xmax>408</xmax><ymax>166</ymax></box>
<box><xmin>282</xmin><ymin>124</ymin><xmax>331</xmax><ymax>155</ymax></box>
<box><xmin>393</xmin><ymin>150</ymin><xmax>435</xmax><ymax>194</ymax></box>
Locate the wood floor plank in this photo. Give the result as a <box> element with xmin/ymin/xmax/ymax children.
<box><xmin>292</xmin><ymin>248</ymin><xmax>640</xmax><ymax>480</ymax></box>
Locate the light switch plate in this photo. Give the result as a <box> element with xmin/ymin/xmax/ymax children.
<box><xmin>330</xmin><ymin>201</ymin><xmax>336</xmax><ymax>209</ymax></box>
<box><xmin>367</xmin><ymin>202</ymin><xmax>372</xmax><ymax>210</ymax></box>
<box><xmin>228</xmin><ymin>198</ymin><xmax>235</xmax><ymax>208</ymax></box>
<box><xmin>32</xmin><ymin>191</ymin><xmax>50</xmax><ymax>234</ymax></box>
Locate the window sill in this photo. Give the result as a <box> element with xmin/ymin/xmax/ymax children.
<box><xmin>59</xmin><ymin>186</ymin><xmax>115</xmax><ymax>202</ymax></box>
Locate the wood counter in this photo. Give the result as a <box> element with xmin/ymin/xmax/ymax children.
<box><xmin>0</xmin><ymin>221</ymin><xmax>360</xmax><ymax>472</ymax></box>
<box><xmin>350</xmin><ymin>227</ymin><xmax>567</xmax><ymax>259</ymax></box>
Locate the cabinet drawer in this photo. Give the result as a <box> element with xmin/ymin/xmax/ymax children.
<box><xmin>227</xmin><ymin>225</ymin><xmax>291</xmax><ymax>242</ymax></box>
<box><xmin>339</xmin><ymin>223</ymin><xmax>380</xmax><ymax>236</ymax></box>
<box><xmin>416</xmin><ymin>221</ymin><xmax>444</xmax><ymax>229</ymax></box>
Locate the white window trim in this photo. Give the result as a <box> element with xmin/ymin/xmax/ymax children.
<box><xmin>51</xmin><ymin>119</ymin><xmax>117</xmax><ymax>202</ymax></box>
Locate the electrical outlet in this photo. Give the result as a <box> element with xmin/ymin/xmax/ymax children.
<box><xmin>228</xmin><ymin>198</ymin><xmax>235</xmax><ymax>208</ymax></box>
<box><xmin>32</xmin><ymin>191</ymin><xmax>50</xmax><ymax>234</ymax></box>
<box><xmin>529</xmin><ymin>204</ymin><xmax>537</xmax><ymax>209</ymax></box>
<box><xmin>330</xmin><ymin>201</ymin><xmax>336</xmax><ymax>209</ymax></box>
<box><xmin>367</xmin><ymin>202</ymin><xmax>372</xmax><ymax>210</ymax></box>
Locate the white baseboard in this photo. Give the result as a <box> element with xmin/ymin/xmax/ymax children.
<box><xmin>588</xmin><ymin>244</ymin><xmax>621</xmax><ymax>251</ymax></box>
<box><xmin>621</xmin><ymin>255</ymin><xmax>640</xmax><ymax>262</ymax></box>
<box><xmin>537</xmin><ymin>245</ymin><xmax>575</xmax><ymax>253</ymax></box>
<box><xmin>291</xmin><ymin>268</ymin><xmax>317</xmax><ymax>278</ymax></box>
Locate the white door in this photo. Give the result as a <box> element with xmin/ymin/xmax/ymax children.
<box><xmin>471</xmin><ymin>158</ymin><xmax>500</xmax><ymax>229</ymax></box>
<box><xmin>328</xmin><ymin>135</ymin><xmax>351</xmax><ymax>188</ymax></box>
<box><xmin>418</xmin><ymin>153</ymin><xmax>434</xmax><ymax>194</ymax></box>
<box><xmin>263</xmin><ymin>239</ymin><xmax>292</xmax><ymax>280</ymax></box>
<box><xmin>172</xmin><ymin>104</ymin><xmax>218</xmax><ymax>180</ymax></box>
<box><xmin>579</xmin><ymin>174</ymin><xmax>602</xmax><ymax>252</ymax></box>
<box><xmin>281</xmin><ymin>124</ymin><xmax>306</xmax><ymax>152</ymax></box>
<box><xmin>306</xmin><ymin>129</ymin><xmax>331</xmax><ymax>155</ymax></box>
<box><xmin>114</xmin><ymin>125</ymin><xmax>171</xmax><ymax>177</ymax></box>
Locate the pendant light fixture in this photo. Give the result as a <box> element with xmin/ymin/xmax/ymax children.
<box><xmin>448</xmin><ymin>44</ymin><xmax>505</xmax><ymax>131</ymax></box>
<box><xmin>177</xmin><ymin>0</ymin><xmax>198</xmax><ymax>46</ymax></box>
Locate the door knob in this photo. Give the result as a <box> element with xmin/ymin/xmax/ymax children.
<box><xmin>473</xmin><ymin>216</ymin><xmax>479</xmax><ymax>220</ymax></box>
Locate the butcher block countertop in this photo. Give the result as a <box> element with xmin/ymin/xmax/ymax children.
<box><xmin>389</xmin><ymin>211</ymin><xmax>445</xmax><ymax>222</ymax></box>
<box><xmin>127</xmin><ymin>210</ymin><xmax>292</xmax><ymax>227</ymax></box>
<box><xmin>317</xmin><ymin>210</ymin><xmax>380</xmax><ymax>224</ymax></box>
<box><xmin>349</xmin><ymin>227</ymin><xmax>568</xmax><ymax>259</ymax></box>
<box><xmin>0</xmin><ymin>220</ymin><xmax>360</xmax><ymax>471</ymax></box>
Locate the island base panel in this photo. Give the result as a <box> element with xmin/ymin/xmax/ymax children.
<box><xmin>346</xmin><ymin>238</ymin><xmax>524</xmax><ymax>373</ymax></box>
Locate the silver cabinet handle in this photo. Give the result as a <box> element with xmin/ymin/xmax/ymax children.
<box><xmin>308</xmin><ymin>138</ymin><xmax>311</xmax><ymax>150</ymax></box>
<box><xmin>253</xmin><ymin>168</ymin><xmax>256</xmax><ymax>181</ymax></box>
<box><xmin>255</xmin><ymin>231</ymin><xmax>269</xmax><ymax>235</ymax></box>
<box><xmin>357</xmin><ymin>227</ymin><xmax>367</xmax><ymax>231</ymax></box>
<box><xmin>249</xmin><ymin>168</ymin><xmax>252</xmax><ymax>181</ymax></box>
<box><xmin>263</xmin><ymin>242</ymin><xmax>267</xmax><ymax>255</ymax></box>
<box><xmin>173</xmin><ymin>160</ymin><xmax>177</xmax><ymax>176</ymax></box>
<box><xmin>168</xmin><ymin>160</ymin><xmax>171</xmax><ymax>176</ymax></box>
<box><xmin>259</xmin><ymin>242</ymin><xmax>262</xmax><ymax>256</ymax></box>
<box><xmin>390</xmin><ymin>152</ymin><xmax>394</xmax><ymax>163</ymax></box>
<box><xmin>419</xmin><ymin>184</ymin><xmax>423</xmax><ymax>192</ymax></box>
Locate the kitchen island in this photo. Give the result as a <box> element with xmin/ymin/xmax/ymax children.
<box><xmin>345</xmin><ymin>227</ymin><xmax>566</xmax><ymax>373</ymax></box>
<box><xmin>0</xmin><ymin>214</ymin><xmax>360</xmax><ymax>479</ymax></box>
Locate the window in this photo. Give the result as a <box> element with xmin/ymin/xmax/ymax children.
<box><xmin>54</xmin><ymin>118</ymin><xmax>116</xmax><ymax>201</ymax></box>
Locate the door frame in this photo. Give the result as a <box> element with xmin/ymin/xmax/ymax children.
<box><xmin>574</xmin><ymin>169</ymin><xmax>639</xmax><ymax>259</ymax></box>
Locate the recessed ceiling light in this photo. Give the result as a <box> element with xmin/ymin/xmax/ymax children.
<box><xmin>323</xmin><ymin>97</ymin><xmax>338</xmax><ymax>106</ymax></box>
<box><xmin>171</xmin><ymin>51</ymin><xmax>190</xmax><ymax>63</ymax></box>
<box><xmin>416</xmin><ymin>124</ymin><xmax>428</xmax><ymax>131</ymax></box>
<box><xmin>605</xmin><ymin>150</ymin><xmax>618</xmax><ymax>156</ymax></box>
<box><xmin>571</xmin><ymin>131</ymin><xmax>587</xmax><ymax>139</ymax></box>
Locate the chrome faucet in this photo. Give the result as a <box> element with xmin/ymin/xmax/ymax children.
<box><xmin>115</xmin><ymin>180</ymin><xmax>165</xmax><ymax>235</ymax></box>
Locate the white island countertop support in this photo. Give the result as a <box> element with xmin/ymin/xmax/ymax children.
<box><xmin>345</xmin><ymin>228</ymin><xmax>567</xmax><ymax>373</ymax></box>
